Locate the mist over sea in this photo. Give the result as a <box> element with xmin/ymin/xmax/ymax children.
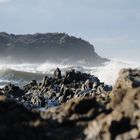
<box><xmin>0</xmin><ymin>58</ymin><xmax>139</xmax><ymax>88</ymax></box>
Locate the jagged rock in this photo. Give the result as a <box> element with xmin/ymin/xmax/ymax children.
<box><xmin>31</xmin><ymin>95</ymin><xmax>42</xmax><ymax>108</ymax></box>
<box><xmin>83</xmin><ymin>79</ymin><xmax>93</xmax><ymax>89</ymax></box>
<box><xmin>18</xmin><ymin>69</ymin><xmax>112</xmax><ymax>110</ymax></box>
<box><xmin>39</xmin><ymin>68</ymin><xmax>140</xmax><ymax>140</ymax></box>
<box><xmin>3</xmin><ymin>83</ymin><xmax>24</xmax><ymax>98</ymax></box>
<box><xmin>62</xmin><ymin>88</ymin><xmax>75</xmax><ymax>103</ymax></box>
<box><xmin>41</xmin><ymin>76</ymin><xmax>53</xmax><ymax>87</ymax></box>
<box><xmin>2</xmin><ymin>69</ymin><xmax>139</xmax><ymax>140</ymax></box>
<box><xmin>54</xmin><ymin>68</ymin><xmax>61</xmax><ymax>79</ymax></box>
<box><xmin>63</xmin><ymin>69</ymin><xmax>91</xmax><ymax>84</ymax></box>
<box><xmin>23</xmin><ymin>80</ymin><xmax>37</xmax><ymax>93</ymax></box>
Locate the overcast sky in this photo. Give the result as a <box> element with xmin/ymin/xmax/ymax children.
<box><xmin>0</xmin><ymin>0</ymin><xmax>140</xmax><ymax>61</ymax></box>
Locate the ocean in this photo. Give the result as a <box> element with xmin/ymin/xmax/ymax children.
<box><xmin>0</xmin><ymin>59</ymin><xmax>139</xmax><ymax>88</ymax></box>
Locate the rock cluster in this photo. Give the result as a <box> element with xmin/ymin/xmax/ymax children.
<box><xmin>0</xmin><ymin>68</ymin><xmax>139</xmax><ymax>140</ymax></box>
<box><xmin>0</xmin><ymin>68</ymin><xmax>112</xmax><ymax>109</ymax></box>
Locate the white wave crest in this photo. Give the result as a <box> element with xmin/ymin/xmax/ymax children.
<box><xmin>0</xmin><ymin>59</ymin><xmax>139</xmax><ymax>86</ymax></box>
<box><xmin>89</xmin><ymin>59</ymin><xmax>140</xmax><ymax>85</ymax></box>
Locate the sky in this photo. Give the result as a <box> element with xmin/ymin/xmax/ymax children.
<box><xmin>0</xmin><ymin>0</ymin><xmax>140</xmax><ymax>62</ymax></box>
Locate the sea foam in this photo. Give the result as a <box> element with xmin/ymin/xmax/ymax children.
<box><xmin>0</xmin><ymin>59</ymin><xmax>139</xmax><ymax>86</ymax></box>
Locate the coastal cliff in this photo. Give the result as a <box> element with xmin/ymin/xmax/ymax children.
<box><xmin>0</xmin><ymin>32</ymin><xmax>108</xmax><ymax>66</ymax></box>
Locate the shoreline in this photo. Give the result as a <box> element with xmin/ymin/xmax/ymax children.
<box><xmin>0</xmin><ymin>68</ymin><xmax>139</xmax><ymax>139</ymax></box>
<box><xmin>0</xmin><ymin>68</ymin><xmax>112</xmax><ymax>110</ymax></box>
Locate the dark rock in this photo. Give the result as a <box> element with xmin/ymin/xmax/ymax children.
<box><xmin>0</xmin><ymin>95</ymin><xmax>43</xmax><ymax>140</ymax></box>
<box><xmin>41</xmin><ymin>96</ymin><xmax>103</xmax><ymax>123</ymax></box>
<box><xmin>83</xmin><ymin>79</ymin><xmax>93</xmax><ymax>89</ymax></box>
<box><xmin>0</xmin><ymin>89</ymin><xmax>4</xmax><ymax>95</ymax></box>
<box><xmin>54</xmin><ymin>68</ymin><xmax>61</xmax><ymax>79</ymax></box>
<box><xmin>41</xmin><ymin>76</ymin><xmax>53</xmax><ymax>87</ymax></box>
<box><xmin>30</xmin><ymin>80</ymin><xmax>37</xmax><ymax>86</ymax></box>
<box><xmin>23</xmin><ymin>80</ymin><xmax>37</xmax><ymax>93</ymax></box>
<box><xmin>3</xmin><ymin>69</ymin><xmax>112</xmax><ymax>110</ymax></box>
<box><xmin>0</xmin><ymin>68</ymin><xmax>139</xmax><ymax>140</ymax></box>
<box><xmin>31</xmin><ymin>95</ymin><xmax>41</xmax><ymax>108</ymax></box>
<box><xmin>40</xmin><ymin>68</ymin><xmax>140</xmax><ymax>140</ymax></box>
<box><xmin>3</xmin><ymin>83</ymin><xmax>24</xmax><ymax>98</ymax></box>
<box><xmin>63</xmin><ymin>69</ymin><xmax>90</xmax><ymax>84</ymax></box>
<box><xmin>62</xmin><ymin>88</ymin><xmax>75</xmax><ymax>103</ymax></box>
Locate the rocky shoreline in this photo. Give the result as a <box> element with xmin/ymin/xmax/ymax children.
<box><xmin>0</xmin><ymin>68</ymin><xmax>140</xmax><ymax>140</ymax></box>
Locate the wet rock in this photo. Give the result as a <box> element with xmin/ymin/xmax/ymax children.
<box><xmin>31</xmin><ymin>95</ymin><xmax>41</xmax><ymax>108</ymax></box>
<box><xmin>54</xmin><ymin>68</ymin><xmax>61</xmax><ymax>79</ymax></box>
<box><xmin>63</xmin><ymin>69</ymin><xmax>90</xmax><ymax>84</ymax></box>
<box><xmin>41</xmin><ymin>76</ymin><xmax>54</xmax><ymax>87</ymax></box>
<box><xmin>83</xmin><ymin>79</ymin><xmax>93</xmax><ymax>89</ymax></box>
<box><xmin>23</xmin><ymin>80</ymin><xmax>37</xmax><ymax>93</ymax></box>
<box><xmin>51</xmin><ymin>84</ymin><xmax>61</xmax><ymax>93</ymax></box>
<box><xmin>3</xmin><ymin>83</ymin><xmax>24</xmax><ymax>98</ymax></box>
<box><xmin>39</xmin><ymin>68</ymin><xmax>140</xmax><ymax>140</ymax></box>
<box><xmin>20</xmin><ymin>68</ymin><xmax>112</xmax><ymax>110</ymax></box>
<box><xmin>62</xmin><ymin>88</ymin><xmax>75</xmax><ymax>103</ymax></box>
<box><xmin>0</xmin><ymin>68</ymin><xmax>139</xmax><ymax>140</ymax></box>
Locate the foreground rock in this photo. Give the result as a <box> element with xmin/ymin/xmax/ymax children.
<box><xmin>0</xmin><ymin>68</ymin><xmax>139</xmax><ymax>140</ymax></box>
<box><xmin>0</xmin><ymin>95</ymin><xmax>41</xmax><ymax>140</ymax></box>
<box><xmin>85</xmin><ymin>69</ymin><xmax>140</xmax><ymax>140</ymax></box>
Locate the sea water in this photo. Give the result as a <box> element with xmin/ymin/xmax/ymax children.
<box><xmin>0</xmin><ymin>59</ymin><xmax>139</xmax><ymax>87</ymax></box>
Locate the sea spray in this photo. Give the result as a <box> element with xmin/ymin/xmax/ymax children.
<box><xmin>90</xmin><ymin>59</ymin><xmax>140</xmax><ymax>85</ymax></box>
<box><xmin>0</xmin><ymin>59</ymin><xmax>139</xmax><ymax>87</ymax></box>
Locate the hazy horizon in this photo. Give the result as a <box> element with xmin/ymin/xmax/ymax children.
<box><xmin>0</xmin><ymin>0</ymin><xmax>140</xmax><ymax>62</ymax></box>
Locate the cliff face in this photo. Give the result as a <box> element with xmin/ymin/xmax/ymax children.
<box><xmin>0</xmin><ymin>32</ymin><xmax>107</xmax><ymax>66</ymax></box>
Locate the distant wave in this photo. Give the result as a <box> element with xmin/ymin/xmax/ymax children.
<box><xmin>0</xmin><ymin>68</ymin><xmax>46</xmax><ymax>86</ymax></box>
<box><xmin>0</xmin><ymin>59</ymin><xmax>139</xmax><ymax>87</ymax></box>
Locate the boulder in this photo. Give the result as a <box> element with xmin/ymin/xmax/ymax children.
<box><xmin>0</xmin><ymin>95</ymin><xmax>42</xmax><ymax>140</ymax></box>
<box><xmin>85</xmin><ymin>68</ymin><xmax>140</xmax><ymax>140</ymax></box>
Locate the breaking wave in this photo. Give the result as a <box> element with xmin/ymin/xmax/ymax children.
<box><xmin>0</xmin><ymin>59</ymin><xmax>139</xmax><ymax>87</ymax></box>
